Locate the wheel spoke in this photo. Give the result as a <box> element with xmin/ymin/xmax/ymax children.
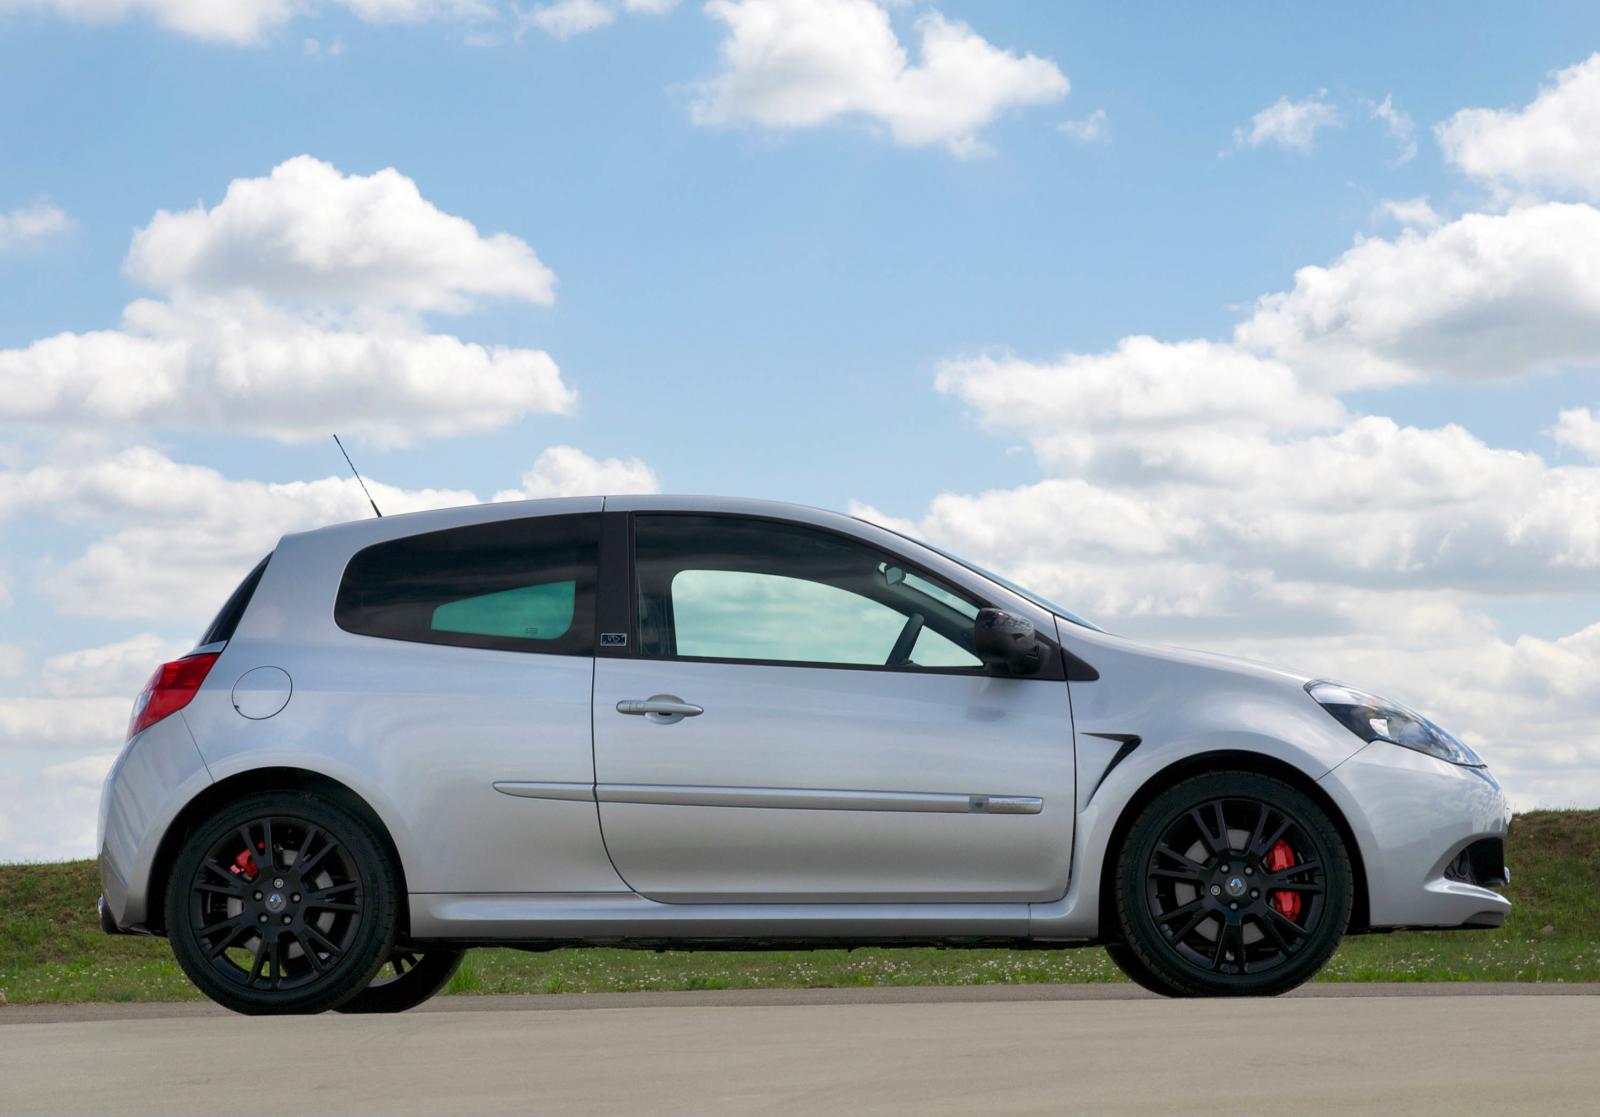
<box><xmin>205</xmin><ymin>923</ymin><xmax>251</xmax><ymax>960</ymax></box>
<box><xmin>295</xmin><ymin>825</ymin><xmax>320</xmax><ymax>871</ymax></box>
<box><xmin>1246</xmin><ymin>804</ymin><xmax>1271</xmax><ymax>857</ymax></box>
<box><xmin>1250</xmin><ymin>817</ymin><xmax>1292</xmax><ymax>859</ymax></box>
<box><xmin>1211</xmin><ymin>922</ymin><xmax>1239</xmax><ymax>971</ymax></box>
<box><xmin>1153</xmin><ymin>843</ymin><xmax>1208</xmax><ymax>878</ymax></box>
<box><xmin>248</xmin><ymin>936</ymin><xmax>269</xmax><ymax>984</ymax></box>
<box><xmin>1265</xmin><ymin>907</ymin><xmax>1309</xmax><ymax>938</ymax></box>
<box><xmin>1190</xmin><ymin>806</ymin><xmax>1228</xmax><ymax>855</ymax></box>
<box><xmin>197</xmin><ymin>915</ymin><xmax>244</xmax><ymax>938</ymax></box>
<box><xmin>261</xmin><ymin>818</ymin><xmax>276</xmax><ymax>873</ymax></box>
<box><xmin>1256</xmin><ymin>912</ymin><xmax>1293</xmax><ymax>955</ymax></box>
<box><xmin>296</xmin><ymin>932</ymin><xmax>326</xmax><ymax>974</ymax></box>
<box><xmin>308</xmin><ymin>900</ymin><xmax>360</xmax><ymax>914</ymax></box>
<box><xmin>195</xmin><ymin>881</ymin><xmax>244</xmax><ymax>899</ymax></box>
<box><xmin>297</xmin><ymin>836</ymin><xmax>338</xmax><ymax>878</ymax></box>
<box><xmin>301</xmin><ymin>923</ymin><xmax>342</xmax><ymax>960</ymax></box>
<box><xmin>1155</xmin><ymin>899</ymin><xmax>1207</xmax><ymax>926</ymax></box>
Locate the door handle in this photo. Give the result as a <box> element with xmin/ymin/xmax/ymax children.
<box><xmin>616</xmin><ymin>695</ymin><xmax>703</xmax><ymax>724</ymax></box>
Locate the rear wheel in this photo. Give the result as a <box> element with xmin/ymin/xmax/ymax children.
<box><xmin>1110</xmin><ymin>771</ymin><xmax>1352</xmax><ymax>997</ymax></box>
<box><xmin>164</xmin><ymin>790</ymin><xmax>398</xmax><ymax>1015</ymax></box>
<box><xmin>336</xmin><ymin>947</ymin><xmax>465</xmax><ymax>1014</ymax></box>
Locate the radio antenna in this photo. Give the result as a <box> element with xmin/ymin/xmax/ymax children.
<box><xmin>333</xmin><ymin>434</ymin><xmax>383</xmax><ymax>518</ymax></box>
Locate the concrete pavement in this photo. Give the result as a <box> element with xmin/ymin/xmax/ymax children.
<box><xmin>3</xmin><ymin>986</ymin><xmax>1597</xmax><ymax>1115</ymax></box>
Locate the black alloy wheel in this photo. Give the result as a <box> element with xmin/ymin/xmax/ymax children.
<box><xmin>336</xmin><ymin>947</ymin><xmax>465</xmax><ymax>1014</ymax></box>
<box><xmin>1109</xmin><ymin>771</ymin><xmax>1352</xmax><ymax>997</ymax></box>
<box><xmin>165</xmin><ymin>791</ymin><xmax>398</xmax><ymax>1015</ymax></box>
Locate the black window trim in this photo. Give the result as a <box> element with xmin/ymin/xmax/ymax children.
<box><xmin>617</xmin><ymin>509</ymin><xmax>1066</xmax><ymax>681</ymax></box>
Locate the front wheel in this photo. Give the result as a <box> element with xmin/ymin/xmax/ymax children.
<box><xmin>164</xmin><ymin>790</ymin><xmax>399</xmax><ymax>1015</ymax></box>
<box><xmin>1109</xmin><ymin>771</ymin><xmax>1353</xmax><ymax>997</ymax></box>
<box><xmin>336</xmin><ymin>948</ymin><xmax>465</xmax><ymax>1014</ymax></box>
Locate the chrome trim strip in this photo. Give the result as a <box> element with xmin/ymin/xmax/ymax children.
<box><xmin>492</xmin><ymin>781</ymin><xmax>596</xmax><ymax>803</ymax></box>
<box><xmin>594</xmin><ymin>784</ymin><xmax>1042</xmax><ymax>814</ymax></box>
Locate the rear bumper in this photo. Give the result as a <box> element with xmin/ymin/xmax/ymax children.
<box><xmin>98</xmin><ymin>713</ymin><xmax>213</xmax><ymax>932</ymax></box>
<box><xmin>1318</xmin><ymin>741</ymin><xmax>1513</xmax><ymax>930</ymax></box>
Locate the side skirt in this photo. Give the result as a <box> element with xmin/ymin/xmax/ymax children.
<box><xmin>408</xmin><ymin>892</ymin><xmax>1056</xmax><ymax>942</ymax></box>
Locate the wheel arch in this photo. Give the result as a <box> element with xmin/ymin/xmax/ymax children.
<box><xmin>146</xmin><ymin>766</ymin><xmax>410</xmax><ymax>937</ymax></box>
<box><xmin>1096</xmin><ymin>750</ymin><xmax>1370</xmax><ymax>937</ymax></box>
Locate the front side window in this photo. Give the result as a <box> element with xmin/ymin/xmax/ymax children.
<box><xmin>634</xmin><ymin>514</ymin><xmax>984</xmax><ymax>670</ymax></box>
<box><xmin>336</xmin><ymin>513</ymin><xmax>598</xmax><ymax>654</ymax></box>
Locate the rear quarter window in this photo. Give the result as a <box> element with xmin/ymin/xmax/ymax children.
<box><xmin>335</xmin><ymin>513</ymin><xmax>599</xmax><ymax>655</ymax></box>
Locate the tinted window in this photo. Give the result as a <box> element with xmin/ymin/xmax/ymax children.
<box><xmin>336</xmin><ymin>514</ymin><xmax>598</xmax><ymax>655</ymax></box>
<box><xmin>635</xmin><ymin>515</ymin><xmax>983</xmax><ymax>670</ymax></box>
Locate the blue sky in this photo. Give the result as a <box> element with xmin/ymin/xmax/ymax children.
<box><xmin>4</xmin><ymin>0</ymin><xmax>1600</xmax><ymax>858</ymax></box>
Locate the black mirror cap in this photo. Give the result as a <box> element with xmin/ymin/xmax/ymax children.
<box><xmin>975</xmin><ymin>607</ymin><xmax>1045</xmax><ymax>676</ymax></box>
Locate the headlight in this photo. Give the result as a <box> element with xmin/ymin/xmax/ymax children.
<box><xmin>1306</xmin><ymin>681</ymin><xmax>1485</xmax><ymax>767</ymax></box>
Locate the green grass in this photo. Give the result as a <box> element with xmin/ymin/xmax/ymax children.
<box><xmin>3</xmin><ymin>811</ymin><xmax>1596</xmax><ymax>1005</ymax></box>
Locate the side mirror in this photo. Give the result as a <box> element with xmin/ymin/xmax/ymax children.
<box><xmin>974</xmin><ymin>608</ymin><xmax>1044</xmax><ymax>676</ymax></box>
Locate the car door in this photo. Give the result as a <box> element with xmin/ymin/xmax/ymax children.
<box><xmin>590</xmin><ymin>510</ymin><xmax>1077</xmax><ymax>904</ymax></box>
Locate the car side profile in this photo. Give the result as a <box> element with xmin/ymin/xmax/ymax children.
<box><xmin>99</xmin><ymin>495</ymin><xmax>1512</xmax><ymax>1013</ymax></box>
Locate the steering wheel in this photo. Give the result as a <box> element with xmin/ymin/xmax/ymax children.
<box><xmin>886</xmin><ymin>612</ymin><xmax>925</xmax><ymax>667</ymax></box>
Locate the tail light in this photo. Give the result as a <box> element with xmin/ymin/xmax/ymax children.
<box><xmin>127</xmin><ymin>653</ymin><xmax>219</xmax><ymax>741</ymax></box>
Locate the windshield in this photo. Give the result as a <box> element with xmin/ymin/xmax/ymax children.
<box><xmin>866</xmin><ymin>523</ymin><xmax>1103</xmax><ymax>632</ymax></box>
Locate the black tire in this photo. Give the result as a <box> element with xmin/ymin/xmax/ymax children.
<box><xmin>164</xmin><ymin>790</ymin><xmax>399</xmax><ymax>1015</ymax></box>
<box><xmin>1110</xmin><ymin>771</ymin><xmax>1352</xmax><ymax>997</ymax></box>
<box><xmin>336</xmin><ymin>948</ymin><xmax>465</xmax><ymax>1014</ymax></box>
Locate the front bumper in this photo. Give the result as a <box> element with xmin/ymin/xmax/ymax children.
<box><xmin>1318</xmin><ymin>740</ymin><xmax>1512</xmax><ymax>930</ymax></box>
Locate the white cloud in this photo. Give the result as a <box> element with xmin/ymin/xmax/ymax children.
<box><xmin>0</xmin><ymin>0</ymin><xmax>296</xmax><ymax>42</ymax></box>
<box><xmin>1373</xmin><ymin>195</ymin><xmax>1440</xmax><ymax>229</ymax></box>
<box><xmin>0</xmin><ymin>0</ymin><xmax>493</xmax><ymax>43</ymax></box>
<box><xmin>1237</xmin><ymin>202</ymin><xmax>1600</xmax><ymax>388</ymax></box>
<box><xmin>492</xmin><ymin>445</ymin><xmax>661</xmax><ymax>500</ymax></box>
<box><xmin>1058</xmin><ymin>108</ymin><xmax>1108</xmax><ymax>144</ymax></box>
<box><xmin>622</xmin><ymin>0</ymin><xmax>675</xmax><ymax>10</ymax></box>
<box><xmin>522</xmin><ymin>0</ymin><xmax>614</xmax><ymax>38</ymax></box>
<box><xmin>0</xmin><ymin>157</ymin><xmax>573</xmax><ymax>446</ymax></box>
<box><xmin>1554</xmin><ymin>407</ymin><xmax>1600</xmax><ymax>461</ymax></box>
<box><xmin>0</xmin><ymin>750</ymin><xmax>120</xmax><ymax>861</ymax></box>
<box><xmin>0</xmin><ymin>644</ymin><xmax>22</xmax><ymax>678</ymax></box>
<box><xmin>0</xmin><ymin>443</ymin><xmax>658</xmax><ymax>623</ymax></box>
<box><xmin>1439</xmin><ymin>53</ymin><xmax>1600</xmax><ymax>201</ymax></box>
<box><xmin>0</xmin><ymin>201</ymin><xmax>73</xmax><ymax>249</ymax></box>
<box><xmin>126</xmin><ymin>156</ymin><xmax>554</xmax><ymax>313</ymax></box>
<box><xmin>1368</xmin><ymin>93</ymin><xmax>1416</xmax><ymax>164</ymax></box>
<box><xmin>0</xmin><ymin>697</ymin><xmax>128</xmax><ymax>750</ymax></box>
<box><xmin>1233</xmin><ymin>92</ymin><xmax>1341</xmax><ymax>152</ymax></box>
<box><xmin>38</xmin><ymin>633</ymin><xmax>188</xmax><ymax>697</ymax></box>
<box><xmin>936</xmin><ymin>338</ymin><xmax>1344</xmax><ymax>477</ymax></box>
<box><xmin>692</xmin><ymin>0</ymin><xmax>1069</xmax><ymax>156</ymax></box>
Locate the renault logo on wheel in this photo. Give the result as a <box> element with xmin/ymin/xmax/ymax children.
<box><xmin>266</xmin><ymin>892</ymin><xmax>286</xmax><ymax>912</ymax></box>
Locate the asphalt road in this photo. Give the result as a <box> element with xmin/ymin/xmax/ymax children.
<box><xmin>3</xmin><ymin>985</ymin><xmax>1597</xmax><ymax>1115</ymax></box>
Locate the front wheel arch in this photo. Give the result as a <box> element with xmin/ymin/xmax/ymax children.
<box><xmin>147</xmin><ymin>767</ymin><xmax>408</xmax><ymax>938</ymax></box>
<box><xmin>1097</xmin><ymin>750</ymin><xmax>1369</xmax><ymax>940</ymax></box>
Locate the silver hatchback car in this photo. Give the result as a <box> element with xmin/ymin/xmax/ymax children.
<box><xmin>99</xmin><ymin>496</ymin><xmax>1512</xmax><ymax>1013</ymax></box>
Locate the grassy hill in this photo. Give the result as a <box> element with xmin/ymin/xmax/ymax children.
<box><xmin>2</xmin><ymin>810</ymin><xmax>1596</xmax><ymax>1004</ymax></box>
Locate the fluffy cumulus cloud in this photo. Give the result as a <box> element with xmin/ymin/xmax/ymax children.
<box><xmin>0</xmin><ymin>157</ymin><xmax>574</xmax><ymax>446</ymax></box>
<box><xmin>0</xmin><ymin>201</ymin><xmax>73</xmax><ymax>249</ymax></box>
<box><xmin>1439</xmin><ymin>53</ymin><xmax>1600</xmax><ymax>200</ymax></box>
<box><xmin>1554</xmin><ymin>407</ymin><xmax>1600</xmax><ymax>461</ymax></box>
<box><xmin>1235</xmin><ymin>203</ymin><xmax>1600</xmax><ymax>389</ymax></box>
<box><xmin>0</xmin><ymin>751</ymin><xmax>121</xmax><ymax>861</ymax></box>
<box><xmin>867</xmin><ymin>60</ymin><xmax>1600</xmax><ymax>806</ymax></box>
<box><xmin>493</xmin><ymin>444</ymin><xmax>660</xmax><ymax>500</ymax></box>
<box><xmin>692</xmin><ymin>0</ymin><xmax>1069</xmax><ymax>156</ymax></box>
<box><xmin>1232</xmin><ymin>93</ymin><xmax>1341</xmax><ymax>152</ymax></box>
<box><xmin>0</xmin><ymin>442</ymin><xmax>659</xmax><ymax>624</ymax></box>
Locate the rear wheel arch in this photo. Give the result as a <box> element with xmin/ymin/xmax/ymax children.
<box><xmin>1097</xmin><ymin>749</ymin><xmax>1370</xmax><ymax>938</ymax></box>
<box><xmin>147</xmin><ymin>767</ymin><xmax>408</xmax><ymax>937</ymax></box>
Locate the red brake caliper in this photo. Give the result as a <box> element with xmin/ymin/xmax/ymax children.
<box><xmin>1266</xmin><ymin>838</ymin><xmax>1300</xmax><ymax>921</ymax></box>
<box><xmin>230</xmin><ymin>844</ymin><xmax>262</xmax><ymax>882</ymax></box>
